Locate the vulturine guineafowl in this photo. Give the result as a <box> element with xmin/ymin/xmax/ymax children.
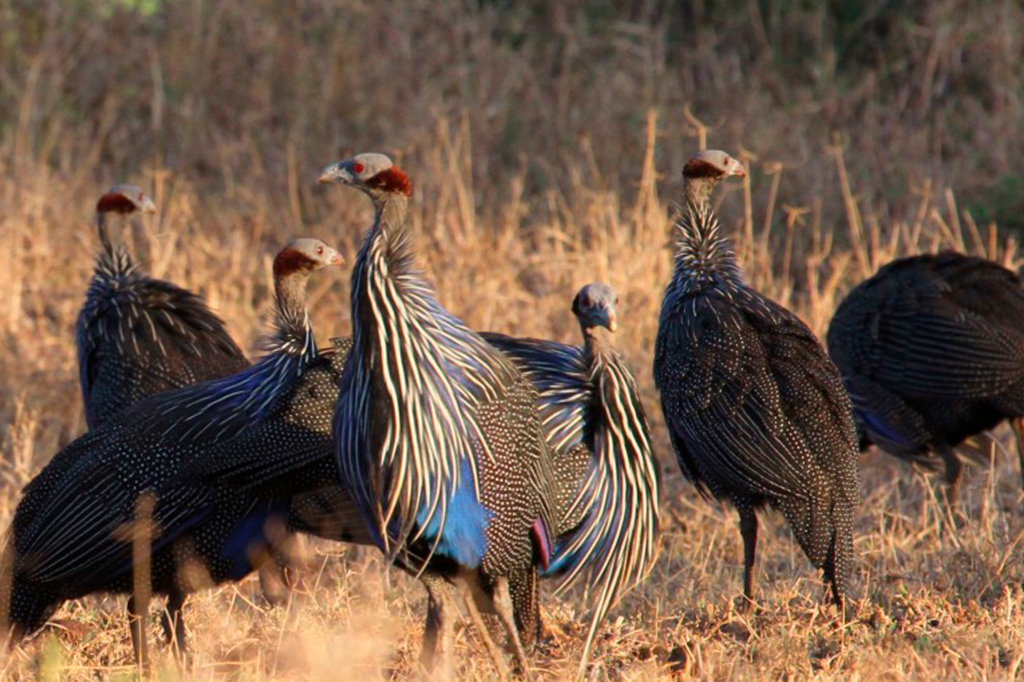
<box><xmin>826</xmin><ymin>252</ymin><xmax>1024</xmax><ymax>505</ymax></box>
<box><xmin>482</xmin><ymin>282</ymin><xmax>660</xmax><ymax>671</ymax></box>
<box><xmin>77</xmin><ymin>185</ymin><xmax>299</xmax><ymax>604</ymax></box>
<box><xmin>2</xmin><ymin>239</ymin><xmax>364</xmax><ymax>666</ymax></box>
<box><xmin>654</xmin><ymin>150</ymin><xmax>860</xmax><ymax>611</ymax></box>
<box><xmin>319</xmin><ymin>154</ymin><xmax>558</xmax><ymax>676</ymax></box>
<box><xmin>77</xmin><ymin>185</ymin><xmax>248</xmax><ymax>429</ymax></box>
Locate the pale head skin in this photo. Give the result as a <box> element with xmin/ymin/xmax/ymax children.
<box><xmin>94</xmin><ymin>184</ymin><xmax>157</xmax><ymax>253</ymax></box>
<box><xmin>681</xmin><ymin>150</ymin><xmax>746</xmax><ymax>208</ymax></box>
<box><xmin>682</xmin><ymin>150</ymin><xmax>746</xmax><ymax>180</ymax></box>
<box><xmin>572</xmin><ymin>282</ymin><xmax>619</xmax><ymax>335</ymax></box>
<box><xmin>272</xmin><ymin>238</ymin><xmax>344</xmax><ymax>279</ymax></box>
<box><xmin>95</xmin><ymin>185</ymin><xmax>157</xmax><ymax>216</ymax></box>
<box><xmin>317</xmin><ymin>153</ymin><xmax>412</xmax><ymax>204</ymax></box>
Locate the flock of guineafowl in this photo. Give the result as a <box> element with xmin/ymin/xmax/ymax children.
<box><xmin>1</xmin><ymin>147</ymin><xmax>1022</xmax><ymax>678</ymax></box>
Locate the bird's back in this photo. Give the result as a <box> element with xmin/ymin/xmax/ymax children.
<box><xmin>11</xmin><ymin>413</ymin><xmax>263</xmax><ymax>604</ymax></box>
<box><xmin>76</xmin><ymin>269</ymin><xmax>248</xmax><ymax>429</ymax></box>
<box><xmin>658</xmin><ymin>286</ymin><xmax>857</xmax><ymax>504</ymax></box>
<box><xmin>827</xmin><ymin>252</ymin><xmax>1024</xmax><ymax>453</ymax></box>
<box><xmin>480</xmin><ymin>331</ymin><xmax>592</xmax><ymax>534</ymax></box>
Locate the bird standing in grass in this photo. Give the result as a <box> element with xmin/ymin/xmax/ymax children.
<box><xmin>2</xmin><ymin>239</ymin><xmax>356</xmax><ymax>666</ymax></box>
<box><xmin>76</xmin><ymin>185</ymin><xmax>302</xmax><ymax>603</ymax></box>
<box><xmin>654</xmin><ymin>150</ymin><xmax>859</xmax><ymax>611</ymax></box>
<box><xmin>827</xmin><ymin>252</ymin><xmax>1024</xmax><ymax>506</ymax></box>
<box><xmin>319</xmin><ymin>153</ymin><xmax>558</xmax><ymax>676</ymax></box>
<box><xmin>482</xmin><ymin>282</ymin><xmax>660</xmax><ymax>670</ymax></box>
<box><xmin>77</xmin><ymin>185</ymin><xmax>248</xmax><ymax>429</ymax></box>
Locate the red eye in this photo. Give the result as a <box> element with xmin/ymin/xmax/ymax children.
<box><xmin>352</xmin><ymin>162</ymin><xmax>364</xmax><ymax>174</ymax></box>
<box><xmin>317</xmin><ymin>246</ymin><xmax>323</xmax><ymax>255</ymax></box>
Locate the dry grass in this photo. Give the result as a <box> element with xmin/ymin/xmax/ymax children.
<box><xmin>2</xmin><ymin>0</ymin><xmax>1024</xmax><ymax>679</ymax></box>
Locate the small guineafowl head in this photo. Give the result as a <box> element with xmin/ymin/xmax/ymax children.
<box><xmin>96</xmin><ymin>185</ymin><xmax>157</xmax><ymax>216</ymax></box>
<box><xmin>572</xmin><ymin>283</ymin><xmax>619</xmax><ymax>334</ymax></box>
<box><xmin>682</xmin><ymin>150</ymin><xmax>746</xmax><ymax>181</ymax></box>
<box><xmin>317</xmin><ymin>153</ymin><xmax>412</xmax><ymax>200</ymax></box>
<box><xmin>273</xmin><ymin>238</ymin><xmax>343</xmax><ymax>279</ymax></box>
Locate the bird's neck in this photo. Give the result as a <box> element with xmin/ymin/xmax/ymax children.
<box><xmin>374</xmin><ymin>194</ymin><xmax>410</xmax><ymax>246</ymax></box>
<box><xmin>681</xmin><ymin>176</ymin><xmax>720</xmax><ymax>212</ymax></box>
<box><xmin>96</xmin><ymin>212</ymin><xmax>134</xmax><ymax>274</ymax></box>
<box><xmin>353</xmin><ymin>193</ymin><xmax>411</xmax><ymax>317</ymax></box>
<box><xmin>272</xmin><ymin>270</ymin><xmax>314</xmax><ymax>356</ymax></box>
<box><xmin>582</xmin><ymin>326</ymin><xmax>616</xmax><ymax>365</ymax></box>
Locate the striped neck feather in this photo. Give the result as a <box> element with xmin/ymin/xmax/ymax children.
<box><xmin>669</xmin><ymin>202</ymin><xmax>742</xmax><ymax>294</ymax></box>
<box><xmin>150</xmin><ymin>345</ymin><xmax>312</xmax><ymax>445</ymax></box>
<box><xmin>96</xmin><ymin>212</ymin><xmax>136</xmax><ymax>279</ymax></box>
<box><xmin>551</xmin><ymin>341</ymin><xmax>661</xmax><ymax>667</ymax></box>
<box><xmin>338</xmin><ymin>196</ymin><xmax>513</xmax><ymax>558</ymax></box>
<box><xmin>268</xmin><ymin>273</ymin><xmax>317</xmax><ymax>359</ymax></box>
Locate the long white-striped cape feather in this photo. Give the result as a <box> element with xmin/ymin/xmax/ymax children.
<box><xmin>336</xmin><ymin>225</ymin><xmax>518</xmax><ymax>558</ymax></box>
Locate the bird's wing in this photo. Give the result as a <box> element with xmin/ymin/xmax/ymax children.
<box><xmin>839</xmin><ymin>263</ymin><xmax>1024</xmax><ymax>399</ymax></box>
<box><xmin>135</xmin><ymin>277</ymin><xmax>249</xmax><ymax>373</ymax></box>
<box><xmin>480</xmin><ymin>332</ymin><xmax>591</xmax><ymax>452</ymax></box>
<box><xmin>550</xmin><ymin>352</ymin><xmax>660</xmax><ymax>613</ymax></box>
<box><xmin>172</xmin><ymin>354</ymin><xmax>339</xmax><ymax>493</ymax></box>
<box><xmin>14</xmin><ymin>433</ymin><xmax>214</xmax><ymax>586</ymax></box>
<box><xmin>659</xmin><ymin>292</ymin><xmax>842</xmax><ymax>501</ymax></box>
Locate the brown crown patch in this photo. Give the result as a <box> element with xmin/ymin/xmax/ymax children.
<box><xmin>273</xmin><ymin>247</ymin><xmax>315</xmax><ymax>278</ymax></box>
<box><xmin>682</xmin><ymin>158</ymin><xmax>727</xmax><ymax>179</ymax></box>
<box><xmin>365</xmin><ymin>167</ymin><xmax>412</xmax><ymax>196</ymax></box>
<box><xmin>96</xmin><ymin>192</ymin><xmax>138</xmax><ymax>214</ymax></box>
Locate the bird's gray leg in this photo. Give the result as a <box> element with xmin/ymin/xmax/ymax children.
<box><xmin>161</xmin><ymin>590</ymin><xmax>187</xmax><ymax>657</ymax></box>
<box><xmin>258</xmin><ymin>564</ymin><xmax>290</xmax><ymax>606</ymax></box>
<box><xmin>461</xmin><ymin>580</ymin><xmax>509</xmax><ymax>682</ymax></box>
<box><xmin>1012</xmin><ymin>418</ymin><xmax>1024</xmax><ymax>492</ymax></box>
<box><xmin>738</xmin><ymin>507</ymin><xmax>758</xmax><ymax>612</ymax></box>
<box><xmin>936</xmin><ymin>441</ymin><xmax>963</xmax><ymax>518</ymax></box>
<box><xmin>492</xmin><ymin>576</ymin><xmax>534</xmax><ymax>682</ymax></box>
<box><xmin>419</xmin><ymin>574</ymin><xmax>455</xmax><ymax>677</ymax></box>
<box><xmin>127</xmin><ymin>595</ymin><xmax>149</xmax><ymax>673</ymax></box>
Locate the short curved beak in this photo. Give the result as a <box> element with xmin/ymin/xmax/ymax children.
<box><xmin>318</xmin><ymin>162</ymin><xmax>350</xmax><ymax>185</ymax></box>
<box><xmin>731</xmin><ymin>164</ymin><xmax>747</xmax><ymax>179</ymax></box>
<box><xmin>606</xmin><ymin>312</ymin><xmax>619</xmax><ymax>333</ymax></box>
<box><xmin>328</xmin><ymin>249</ymin><xmax>344</xmax><ymax>266</ymax></box>
<box><xmin>141</xmin><ymin>196</ymin><xmax>157</xmax><ymax>214</ymax></box>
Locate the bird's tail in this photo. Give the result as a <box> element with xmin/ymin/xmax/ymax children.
<box><xmin>780</xmin><ymin>488</ymin><xmax>856</xmax><ymax>607</ymax></box>
<box><xmin>0</xmin><ymin>569</ymin><xmax>59</xmax><ymax>648</ymax></box>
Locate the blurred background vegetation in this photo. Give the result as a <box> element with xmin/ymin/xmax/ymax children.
<box><xmin>1</xmin><ymin>0</ymin><xmax>1021</xmax><ymax>229</ymax></box>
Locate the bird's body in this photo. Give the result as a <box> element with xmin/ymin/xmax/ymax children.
<box><xmin>481</xmin><ymin>283</ymin><xmax>660</xmax><ymax>668</ymax></box>
<box><xmin>654</xmin><ymin>151</ymin><xmax>859</xmax><ymax>608</ymax></box>
<box><xmin>4</xmin><ymin>240</ymin><xmax>360</xmax><ymax>662</ymax></box>
<box><xmin>320</xmin><ymin>154</ymin><xmax>557</xmax><ymax>673</ymax></box>
<box><xmin>77</xmin><ymin>186</ymin><xmax>248</xmax><ymax>429</ymax></box>
<box><xmin>826</xmin><ymin>252</ymin><xmax>1024</xmax><ymax>495</ymax></box>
